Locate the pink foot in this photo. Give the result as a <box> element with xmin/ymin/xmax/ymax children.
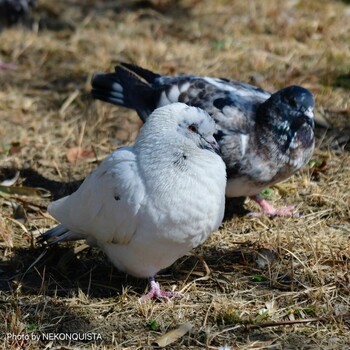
<box><xmin>248</xmin><ymin>195</ymin><xmax>299</xmax><ymax>218</ymax></box>
<box><xmin>139</xmin><ymin>277</ymin><xmax>182</xmax><ymax>301</ymax></box>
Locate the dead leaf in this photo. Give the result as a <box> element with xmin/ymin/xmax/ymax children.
<box><xmin>9</xmin><ymin>142</ymin><xmax>22</xmax><ymax>155</ymax></box>
<box><xmin>154</xmin><ymin>322</ymin><xmax>192</xmax><ymax>347</ymax></box>
<box><xmin>258</xmin><ymin>300</ymin><xmax>278</xmax><ymax>316</ymax></box>
<box><xmin>265</xmin><ymin>300</ymin><xmax>278</xmax><ymax>315</ymax></box>
<box><xmin>255</xmin><ymin>248</ymin><xmax>277</xmax><ymax>269</ymax></box>
<box><xmin>288</xmin><ymin>311</ymin><xmax>296</xmax><ymax>321</ymax></box>
<box><xmin>13</xmin><ymin>204</ymin><xmax>27</xmax><ymax>223</ymax></box>
<box><xmin>66</xmin><ymin>146</ymin><xmax>95</xmax><ymax>163</ymax></box>
<box><xmin>334</xmin><ymin>303</ymin><xmax>348</xmax><ymax>316</ymax></box>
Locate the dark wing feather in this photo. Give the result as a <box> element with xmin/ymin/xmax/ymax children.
<box><xmin>92</xmin><ymin>65</ymin><xmax>163</xmax><ymax>121</ymax></box>
<box><xmin>91</xmin><ymin>64</ymin><xmax>271</xmax><ymax>136</ymax></box>
<box><xmin>119</xmin><ymin>62</ymin><xmax>161</xmax><ymax>83</ymax></box>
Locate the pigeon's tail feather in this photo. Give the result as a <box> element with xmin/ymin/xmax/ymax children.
<box><xmin>119</xmin><ymin>62</ymin><xmax>161</xmax><ymax>84</ymax></box>
<box><xmin>91</xmin><ymin>64</ymin><xmax>162</xmax><ymax>121</ymax></box>
<box><xmin>39</xmin><ymin>224</ymin><xmax>84</xmax><ymax>245</ymax></box>
<box><xmin>91</xmin><ymin>73</ymin><xmax>133</xmax><ymax>109</ymax></box>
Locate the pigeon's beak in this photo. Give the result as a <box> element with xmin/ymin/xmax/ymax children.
<box><xmin>304</xmin><ymin>107</ymin><xmax>315</xmax><ymax>129</ymax></box>
<box><xmin>201</xmin><ymin>135</ymin><xmax>221</xmax><ymax>155</ymax></box>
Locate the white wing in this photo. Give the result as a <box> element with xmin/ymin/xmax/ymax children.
<box><xmin>48</xmin><ymin>147</ymin><xmax>145</xmax><ymax>245</ymax></box>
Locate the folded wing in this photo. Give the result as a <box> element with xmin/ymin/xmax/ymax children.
<box><xmin>48</xmin><ymin>147</ymin><xmax>145</xmax><ymax>246</ymax></box>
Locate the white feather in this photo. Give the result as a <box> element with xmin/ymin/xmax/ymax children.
<box><xmin>203</xmin><ymin>77</ymin><xmax>270</xmax><ymax>99</ymax></box>
<box><xmin>158</xmin><ymin>86</ymin><xmax>181</xmax><ymax>106</ymax></box>
<box><xmin>47</xmin><ymin>103</ymin><xmax>226</xmax><ymax>279</ymax></box>
<box><xmin>240</xmin><ymin>134</ymin><xmax>249</xmax><ymax>156</ymax></box>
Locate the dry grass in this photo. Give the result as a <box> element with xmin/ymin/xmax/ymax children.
<box><xmin>0</xmin><ymin>0</ymin><xmax>349</xmax><ymax>349</ymax></box>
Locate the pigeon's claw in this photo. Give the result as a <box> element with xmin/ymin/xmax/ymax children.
<box><xmin>248</xmin><ymin>195</ymin><xmax>300</xmax><ymax>218</ymax></box>
<box><xmin>139</xmin><ymin>278</ymin><xmax>182</xmax><ymax>301</ymax></box>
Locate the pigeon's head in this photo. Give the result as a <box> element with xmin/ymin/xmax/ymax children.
<box><xmin>176</xmin><ymin>104</ymin><xmax>221</xmax><ymax>155</ymax></box>
<box><xmin>257</xmin><ymin>85</ymin><xmax>315</xmax><ymax>154</ymax></box>
<box><xmin>144</xmin><ymin>103</ymin><xmax>221</xmax><ymax>155</ymax></box>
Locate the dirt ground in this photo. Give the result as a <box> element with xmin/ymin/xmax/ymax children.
<box><xmin>0</xmin><ymin>0</ymin><xmax>349</xmax><ymax>349</ymax></box>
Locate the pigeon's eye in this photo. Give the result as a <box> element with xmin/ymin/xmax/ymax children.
<box><xmin>188</xmin><ymin>124</ymin><xmax>198</xmax><ymax>133</ymax></box>
<box><xmin>288</xmin><ymin>97</ymin><xmax>297</xmax><ymax>108</ymax></box>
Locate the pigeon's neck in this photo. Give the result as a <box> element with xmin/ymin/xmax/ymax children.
<box><xmin>136</xmin><ymin>134</ymin><xmax>198</xmax><ymax>171</ymax></box>
<box><xmin>136</xmin><ymin>130</ymin><xmax>222</xmax><ymax>190</ymax></box>
<box><xmin>254</xmin><ymin>114</ymin><xmax>279</xmax><ymax>149</ymax></box>
<box><xmin>253</xmin><ymin>121</ymin><xmax>314</xmax><ymax>175</ymax></box>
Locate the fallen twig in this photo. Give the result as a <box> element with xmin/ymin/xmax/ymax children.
<box><xmin>245</xmin><ymin>313</ymin><xmax>350</xmax><ymax>330</ymax></box>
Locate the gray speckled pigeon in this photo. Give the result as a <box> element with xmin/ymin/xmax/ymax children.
<box><xmin>91</xmin><ymin>63</ymin><xmax>315</xmax><ymax>217</ymax></box>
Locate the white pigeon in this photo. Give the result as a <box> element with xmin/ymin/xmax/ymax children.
<box><xmin>41</xmin><ymin>103</ymin><xmax>226</xmax><ymax>299</ymax></box>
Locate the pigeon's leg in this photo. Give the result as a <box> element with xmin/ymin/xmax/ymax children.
<box><xmin>139</xmin><ymin>277</ymin><xmax>182</xmax><ymax>301</ymax></box>
<box><xmin>248</xmin><ymin>194</ymin><xmax>299</xmax><ymax>218</ymax></box>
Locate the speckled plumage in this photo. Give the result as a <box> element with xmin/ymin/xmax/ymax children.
<box><xmin>41</xmin><ymin>103</ymin><xmax>226</xmax><ymax>299</ymax></box>
<box><xmin>91</xmin><ymin>63</ymin><xmax>315</xmax><ymax>216</ymax></box>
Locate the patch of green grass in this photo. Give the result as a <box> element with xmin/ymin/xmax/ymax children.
<box><xmin>252</xmin><ymin>274</ymin><xmax>268</xmax><ymax>282</ymax></box>
<box><xmin>289</xmin><ymin>306</ymin><xmax>317</xmax><ymax>319</ymax></box>
<box><xmin>212</xmin><ymin>39</ymin><xmax>226</xmax><ymax>51</ymax></box>
<box><xmin>254</xmin><ymin>311</ymin><xmax>270</xmax><ymax>324</ymax></box>
<box><xmin>308</xmin><ymin>158</ymin><xmax>326</xmax><ymax>168</ymax></box>
<box><xmin>147</xmin><ymin>319</ymin><xmax>160</xmax><ymax>331</ymax></box>
<box><xmin>260</xmin><ymin>188</ymin><xmax>275</xmax><ymax>201</ymax></box>
<box><xmin>26</xmin><ymin>323</ymin><xmax>39</xmax><ymax>331</ymax></box>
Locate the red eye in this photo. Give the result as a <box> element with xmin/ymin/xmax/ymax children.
<box><xmin>188</xmin><ymin>124</ymin><xmax>197</xmax><ymax>133</ymax></box>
